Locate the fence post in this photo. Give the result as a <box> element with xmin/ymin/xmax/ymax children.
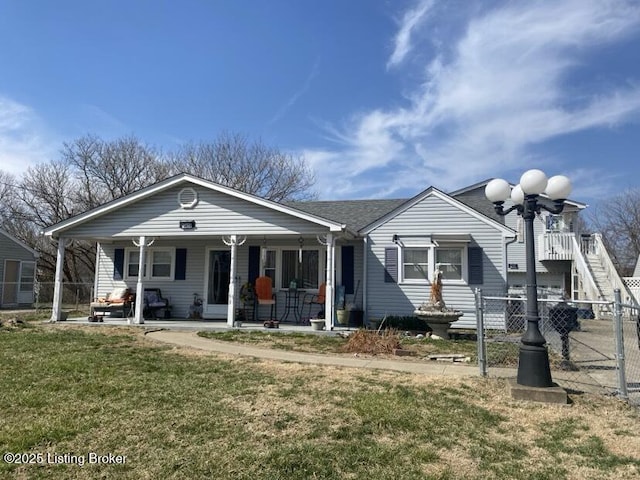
<box><xmin>475</xmin><ymin>288</ymin><xmax>487</xmax><ymax>377</ymax></box>
<box><xmin>613</xmin><ymin>289</ymin><xmax>628</xmax><ymax>400</ymax></box>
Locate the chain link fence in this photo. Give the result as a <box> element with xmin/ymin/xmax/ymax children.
<box><xmin>476</xmin><ymin>289</ymin><xmax>640</xmax><ymax>407</ymax></box>
<box><xmin>0</xmin><ymin>282</ymin><xmax>94</xmax><ymax>315</ymax></box>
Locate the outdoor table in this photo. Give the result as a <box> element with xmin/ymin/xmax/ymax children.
<box><xmin>280</xmin><ymin>289</ymin><xmax>305</xmax><ymax>323</ymax></box>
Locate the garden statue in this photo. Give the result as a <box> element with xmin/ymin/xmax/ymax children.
<box><xmin>414</xmin><ymin>265</ymin><xmax>463</xmax><ymax>339</ymax></box>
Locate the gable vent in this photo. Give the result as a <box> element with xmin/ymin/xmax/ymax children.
<box><xmin>178</xmin><ymin>187</ymin><xmax>199</xmax><ymax>209</ymax></box>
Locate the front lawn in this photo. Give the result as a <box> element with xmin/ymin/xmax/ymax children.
<box><xmin>1</xmin><ymin>323</ymin><xmax>639</xmax><ymax>479</ymax></box>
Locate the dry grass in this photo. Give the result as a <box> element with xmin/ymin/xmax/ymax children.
<box><xmin>341</xmin><ymin>329</ymin><xmax>403</xmax><ymax>354</ymax></box>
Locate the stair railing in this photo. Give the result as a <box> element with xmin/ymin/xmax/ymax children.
<box><xmin>571</xmin><ymin>235</ymin><xmax>601</xmax><ymax>302</ymax></box>
<box><xmin>591</xmin><ymin>233</ymin><xmax>638</xmax><ymax>307</ymax></box>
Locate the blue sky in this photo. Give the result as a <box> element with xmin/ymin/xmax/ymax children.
<box><xmin>1</xmin><ymin>0</ymin><xmax>639</xmax><ymax>205</ymax></box>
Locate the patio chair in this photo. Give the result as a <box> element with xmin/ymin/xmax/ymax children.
<box><xmin>254</xmin><ymin>276</ymin><xmax>277</xmax><ymax>322</ymax></box>
<box><xmin>89</xmin><ymin>287</ymin><xmax>134</xmax><ymax>322</ymax></box>
<box><xmin>302</xmin><ymin>282</ymin><xmax>326</xmax><ymax>321</ymax></box>
<box><xmin>143</xmin><ymin>288</ymin><xmax>171</xmax><ymax>319</ymax></box>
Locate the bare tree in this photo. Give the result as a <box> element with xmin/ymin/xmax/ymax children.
<box><xmin>588</xmin><ymin>188</ymin><xmax>640</xmax><ymax>276</ymax></box>
<box><xmin>3</xmin><ymin>132</ymin><xmax>317</xmax><ymax>285</ymax></box>
<box><xmin>63</xmin><ymin>134</ymin><xmax>171</xmax><ymax>209</ymax></box>
<box><xmin>5</xmin><ymin>136</ymin><xmax>168</xmax><ymax>284</ymax></box>
<box><xmin>169</xmin><ymin>132</ymin><xmax>317</xmax><ymax>202</ymax></box>
<box><xmin>0</xmin><ymin>170</ymin><xmax>16</xmax><ymax>221</ymax></box>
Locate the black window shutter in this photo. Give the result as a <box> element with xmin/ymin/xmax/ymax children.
<box><xmin>468</xmin><ymin>247</ymin><xmax>483</xmax><ymax>284</ymax></box>
<box><xmin>384</xmin><ymin>247</ymin><xmax>398</xmax><ymax>283</ymax></box>
<box><xmin>175</xmin><ymin>248</ymin><xmax>187</xmax><ymax>280</ymax></box>
<box><xmin>341</xmin><ymin>245</ymin><xmax>355</xmax><ymax>294</ymax></box>
<box><xmin>248</xmin><ymin>246</ymin><xmax>260</xmax><ymax>285</ymax></box>
<box><xmin>113</xmin><ymin>248</ymin><xmax>124</xmax><ymax>280</ymax></box>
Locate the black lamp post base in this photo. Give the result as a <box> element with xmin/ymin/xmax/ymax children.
<box><xmin>516</xmin><ymin>344</ymin><xmax>553</xmax><ymax>388</ymax></box>
<box><xmin>509</xmin><ymin>379</ymin><xmax>568</xmax><ymax>404</ymax></box>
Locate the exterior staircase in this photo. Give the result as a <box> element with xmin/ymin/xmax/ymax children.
<box><xmin>585</xmin><ymin>252</ymin><xmax>615</xmax><ymax>305</ymax></box>
<box><xmin>577</xmin><ymin>233</ymin><xmax>638</xmax><ymax>316</ymax></box>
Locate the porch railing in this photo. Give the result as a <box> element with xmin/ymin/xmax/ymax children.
<box><xmin>537</xmin><ymin>232</ymin><xmax>575</xmax><ymax>261</ymax></box>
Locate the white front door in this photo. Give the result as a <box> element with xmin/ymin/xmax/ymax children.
<box><xmin>203</xmin><ymin>249</ymin><xmax>231</xmax><ymax>318</ymax></box>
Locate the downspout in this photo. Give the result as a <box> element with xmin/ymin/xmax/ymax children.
<box><xmin>503</xmin><ymin>234</ymin><xmax>518</xmax><ymax>294</ymax></box>
<box><xmin>362</xmin><ymin>236</ymin><xmax>368</xmax><ymax>326</ymax></box>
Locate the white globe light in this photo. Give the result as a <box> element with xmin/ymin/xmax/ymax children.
<box><xmin>511</xmin><ymin>184</ymin><xmax>525</xmax><ymax>205</ymax></box>
<box><xmin>485</xmin><ymin>178</ymin><xmax>511</xmax><ymax>203</ymax></box>
<box><xmin>520</xmin><ymin>169</ymin><xmax>548</xmax><ymax>195</ymax></box>
<box><xmin>545</xmin><ymin>175</ymin><xmax>572</xmax><ymax>200</ymax></box>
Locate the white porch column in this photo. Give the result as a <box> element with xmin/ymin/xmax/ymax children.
<box><xmin>50</xmin><ymin>238</ymin><xmax>67</xmax><ymax>322</ymax></box>
<box><xmin>227</xmin><ymin>235</ymin><xmax>238</xmax><ymax>327</ymax></box>
<box><xmin>324</xmin><ymin>233</ymin><xmax>335</xmax><ymax>330</ymax></box>
<box><xmin>94</xmin><ymin>242</ymin><xmax>101</xmax><ymax>301</ymax></box>
<box><xmin>134</xmin><ymin>236</ymin><xmax>146</xmax><ymax>325</ymax></box>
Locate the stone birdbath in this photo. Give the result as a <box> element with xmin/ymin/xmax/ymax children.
<box><xmin>414</xmin><ymin>266</ymin><xmax>463</xmax><ymax>340</ymax></box>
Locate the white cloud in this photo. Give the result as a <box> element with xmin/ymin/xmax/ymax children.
<box><xmin>387</xmin><ymin>0</ymin><xmax>435</xmax><ymax>69</ymax></box>
<box><xmin>0</xmin><ymin>96</ymin><xmax>56</xmax><ymax>176</ymax></box>
<box><xmin>306</xmin><ymin>0</ymin><xmax>640</xmax><ymax>200</ymax></box>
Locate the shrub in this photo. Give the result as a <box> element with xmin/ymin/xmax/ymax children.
<box><xmin>380</xmin><ymin>315</ymin><xmax>431</xmax><ymax>332</ymax></box>
<box><xmin>341</xmin><ymin>329</ymin><xmax>402</xmax><ymax>355</ymax></box>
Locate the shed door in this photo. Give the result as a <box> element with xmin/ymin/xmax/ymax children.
<box><xmin>2</xmin><ymin>260</ymin><xmax>19</xmax><ymax>305</ymax></box>
<box><xmin>204</xmin><ymin>249</ymin><xmax>230</xmax><ymax>318</ymax></box>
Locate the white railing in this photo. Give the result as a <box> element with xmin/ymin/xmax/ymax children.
<box><xmin>570</xmin><ymin>235</ymin><xmax>601</xmax><ymax>303</ymax></box>
<box><xmin>538</xmin><ymin>232</ymin><xmax>575</xmax><ymax>261</ymax></box>
<box><xmin>590</xmin><ymin>233</ymin><xmax>637</xmax><ymax>306</ymax></box>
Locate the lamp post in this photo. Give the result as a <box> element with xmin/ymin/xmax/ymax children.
<box><xmin>485</xmin><ymin>169</ymin><xmax>572</xmax><ymax>388</ymax></box>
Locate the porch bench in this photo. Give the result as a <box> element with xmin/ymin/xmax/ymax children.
<box><xmin>143</xmin><ymin>288</ymin><xmax>172</xmax><ymax>319</ymax></box>
<box><xmin>89</xmin><ymin>287</ymin><xmax>134</xmax><ymax>322</ymax></box>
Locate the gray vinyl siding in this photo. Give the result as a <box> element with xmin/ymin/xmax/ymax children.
<box><xmin>0</xmin><ymin>233</ymin><xmax>36</xmax><ymax>263</ymax></box>
<box><xmin>63</xmin><ymin>184</ymin><xmax>334</xmax><ymax>239</ymax></box>
<box><xmin>503</xmin><ymin>209</ymin><xmax>548</xmax><ymax>274</ymax></box>
<box><xmin>365</xmin><ymin>194</ymin><xmax>508</xmax><ymax>329</ymax></box>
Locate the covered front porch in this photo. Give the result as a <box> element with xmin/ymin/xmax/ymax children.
<box><xmin>48</xmin><ymin>231</ymin><xmax>359</xmax><ymax>330</ymax></box>
<box><xmin>43</xmin><ymin>174</ymin><xmax>363</xmax><ymax>331</ymax></box>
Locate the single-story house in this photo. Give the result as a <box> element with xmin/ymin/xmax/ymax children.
<box><xmin>43</xmin><ymin>173</ymin><xmax>589</xmax><ymax>328</ymax></box>
<box><xmin>0</xmin><ymin>229</ymin><xmax>38</xmax><ymax>308</ymax></box>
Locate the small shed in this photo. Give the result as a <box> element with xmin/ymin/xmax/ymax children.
<box><xmin>0</xmin><ymin>229</ymin><xmax>39</xmax><ymax>307</ymax></box>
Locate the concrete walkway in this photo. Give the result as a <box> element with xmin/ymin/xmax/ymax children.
<box><xmin>51</xmin><ymin>317</ymin><xmax>618</xmax><ymax>391</ymax></box>
<box><xmin>144</xmin><ymin>329</ymin><xmax>516</xmax><ymax>378</ymax></box>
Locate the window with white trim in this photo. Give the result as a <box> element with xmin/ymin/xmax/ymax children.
<box><xmin>125</xmin><ymin>248</ymin><xmax>175</xmax><ymax>280</ymax></box>
<box><xmin>436</xmin><ymin>247</ymin><xmax>463</xmax><ymax>281</ymax></box>
<box><xmin>263</xmin><ymin>250</ymin><xmax>276</xmax><ymax>284</ymax></box>
<box><xmin>150</xmin><ymin>250</ymin><xmax>174</xmax><ymax>279</ymax></box>
<box><xmin>402</xmin><ymin>248</ymin><xmax>429</xmax><ymax>281</ymax></box>
<box><xmin>399</xmin><ymin>244</ymin><xmax>467</xmax><ymax>283</ymax></box>
<box><xmin>261</xmin><ymin>248</ymin><xmax>323</xmax><ymax>290</ymax></box>
<box><xmin>19</xmin><ymin>262</ymin><xmax>35</xmax><ymax>292</ymax></box>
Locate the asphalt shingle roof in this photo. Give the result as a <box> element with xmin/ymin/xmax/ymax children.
<box><xmin>286</xmin><ymin>199</ymin><xmax>407</xmax><ymax>232</ymax></box>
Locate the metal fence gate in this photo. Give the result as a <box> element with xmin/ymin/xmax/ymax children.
<box><xmin>475</xmin><ymin>289</ymin><xmax>640</xmax><ymax>407</ymax></box>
